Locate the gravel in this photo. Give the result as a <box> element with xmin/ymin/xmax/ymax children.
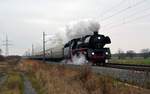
<box><xmin>19</xmin><ymin>72</ymin><xmax>37</xmax><ymax>94</ymax></box>
<box><xmin>92</xmin><ymin>66</ymin><xmax>150</xmax><ymax>85</ymax></box>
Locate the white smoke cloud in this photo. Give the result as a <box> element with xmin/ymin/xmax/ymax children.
<box><xmin>65</xmin><ymin>19</ymin><xmax>100</xmax><ymax>41</ymax></box>
<box><xmin>55</xmin><ymin>19</ymin><xmax>101</xmax><ymax>45</ymax></box>
<box><xmin>64</xmin><ymin>53</ymin><xmax>89</xmax><ymax>65</ymax></box>
<box><xmin>42</xmin><ymin>19</ymin><xmax>100</xmax><ymax>49</ymax></box>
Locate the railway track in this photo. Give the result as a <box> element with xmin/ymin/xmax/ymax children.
<box><xmin>36</xmin><ymin>59</ymin><xmax>150</xmax><ymax>72</ymax></box>
<box><xmin>105</xmin><ymin>63</ymin><xmax>150</xmax><ymax>72</ymax></box>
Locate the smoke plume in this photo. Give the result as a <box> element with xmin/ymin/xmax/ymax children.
<box><xmin>64</xmin><ymin>53</ymin><xmax>89</xmax><ymax>65</ymax></box>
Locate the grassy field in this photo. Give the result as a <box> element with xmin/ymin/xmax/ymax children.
<box><xmin>110</xmin><ymin>58</ymin><xmax>150</xmax><ymax>65</ymax></box>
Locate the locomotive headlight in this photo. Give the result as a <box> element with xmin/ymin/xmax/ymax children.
<box><xmin>91</xmin><ymin>52</ymin><xmax>95</xmax><ymax>55</ymax></box>
<box><xmin>98</xmin><ymin>37</ymin><xmax>101</xmax><ymax>40</ymax></box>
<box><xmin>105</xmin><ymin>59</ymin><xmax>108</xmax><ymax>63</ymax></box>
<box><xmin>106</xmin><ymin>52</ymin><xmax>109</xmax><ymax>55</ymax></box>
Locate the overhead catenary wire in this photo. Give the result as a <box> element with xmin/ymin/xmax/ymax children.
<box><xmin>103</xmin><ymin>12</ymin><xmax>150</xmax><ymax>31</ymax></box>
<box><xmin>103</xmin><ymin>6</ymin><xmax>150</xmax><ymax>28</ymax></box>
<box><xmin>100</xmin><ymin>0</ymin><xmax>125</xmax><ymax>17</ymax></box>
<box><xmin>101</xmin><ymin>0</ymin><xmax>148</xmax><ymax>22</ymax></box>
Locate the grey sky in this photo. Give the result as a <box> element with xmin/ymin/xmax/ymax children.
<box><xmin>0</xmin><ymin>0</ymin><xmax>150</xmax><ymax>55</ymax></box>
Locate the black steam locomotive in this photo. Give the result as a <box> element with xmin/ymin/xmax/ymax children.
<box><xmin>63</xmin><ymin>31</ymin><xmax>111</xmax><ymax>65</ymax></box>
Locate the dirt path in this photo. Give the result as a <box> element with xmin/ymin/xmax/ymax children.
<box><xmin>0</xmin><ymin>73</ymin><xmax>8</xmax><ymax>88</ymax></box>
<box><xmin>0</xmin><ymin>58</ymin><xmax>38</xmax><ymax>94</ymax></box>
<box><xmin>19</xmin><ymin>72</ymin><xmax>37</xmax><ymax>94</ymax></box>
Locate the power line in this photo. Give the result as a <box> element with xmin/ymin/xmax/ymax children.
<box><xmin>100</xmin><ymin>0</ymin><xmax>125</xmax><ymax>17</ymax></box>
<box><xmin>101</xmin><ymin>0</ymin><xmax>148</xmax><ymax>22</ymax></box>
<box><xmin>103</xmin><ymin>12</ymin><xmax>150</xmax><ymax>31</ymax></box>
<box><xmin>103</xmin><ymin>6</ymin><xmax>150</xmax><ymax>28</ymax></box>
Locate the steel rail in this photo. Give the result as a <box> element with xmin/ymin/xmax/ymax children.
<box><xmin>105</xmin><ymin>63</ymin><xmax>150</xmax><ymax>72</ymax></box>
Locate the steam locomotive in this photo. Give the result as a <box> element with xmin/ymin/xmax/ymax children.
<box><xmin>31</xmin><ymin>31</ymin><xmax>111</xmax><ymax>65</ymax></box>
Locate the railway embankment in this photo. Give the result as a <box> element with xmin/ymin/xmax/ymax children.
<box><xmin>46</xmin><ymin>61</ymin><xmax>150</xmax><ymax>87</ymax></box>
<box><xmin>92</xmin><ymin>66</ymin><xmax>150</xmax><ymax>86</ymax></box>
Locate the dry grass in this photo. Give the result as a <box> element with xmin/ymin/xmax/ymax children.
<box><xmin>15</xmin><ymin>59</ymin><xmax>150</xmax><ymax>94</ymax></box>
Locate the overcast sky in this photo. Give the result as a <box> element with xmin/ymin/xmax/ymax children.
<box><xmin>0</xmin><ymin>0</ymin><xmax>150</xmax><ymax>55</ymax></box>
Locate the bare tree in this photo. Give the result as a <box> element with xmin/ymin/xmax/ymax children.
<box><xmin>126</xmin><ymin>50</ymin><xmax>136</xmax><ymax>59</ymax></box>
<box><xmin>141</xmin><ymin>48</ymin><xmax>150</xmax><ymax>59</ymax></box>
